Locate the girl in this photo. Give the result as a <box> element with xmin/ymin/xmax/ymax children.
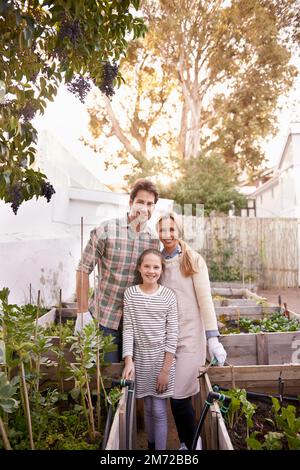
<box><xmin>157</xmin><ymin>212</ymin><xmax>226</xmax><ymax>450</ymax></box>
<box><xmin>122</xmin><ymin>248</ymin><xmax>178</xmax><ymax>451</ymax></box>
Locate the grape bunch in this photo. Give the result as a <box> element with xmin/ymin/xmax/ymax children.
<box><xmin>19</xmin><ymin>102</ymin><xmax>37</xmax><ymax>122</ymax></box>
<box><xmin>41</xmin><ymin>181</ymin><xmax>56</xmax><ymax>202</ymax></box>
<box><xmin>9</xmin><ymin>183</ymin><xmax>23</xmax><ymax>215</ymax></box>
<box><xmin>99</xmin><ymin>62</ymin><xmax>118</xmax><ymax>97</ymax></box>
<box><xmin>58</xmin><ymin>15</ymin><xmax>82</xmax><ymax>45</ymax></box>
<box><xmin>67</xmin><ymin>75</ymin><xmax>91</xmax><ymax>103</ymax></box>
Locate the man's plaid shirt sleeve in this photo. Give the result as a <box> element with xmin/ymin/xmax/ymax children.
<box><xmin>77</xmin><ymin>225</ymin><xmax>106</xmax><ymax>274</ymax></box>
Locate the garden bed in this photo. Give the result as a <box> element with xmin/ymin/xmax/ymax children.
<box><xmin>211</xmin><ymin>282</ymin><xmax>258</xmax><ymax>293</ymax></box>
<box><xmin>218</xmin><ymin>309</ymin><xmax>300</xmax><ymax>365</ymax></box>
<box><xmin>0</xmin><ymin>289</ymin><xmax>123</xmax><ymax>450</ymax></box>
<box><xmin>212</xmin><ymin>287</ymin><xmax>262</xmax><ymax>302</ymax></box>
<box><xmin>198</xmin><ymin>364</ymin><xmax>300</xmax><ymax>450</ymax></box>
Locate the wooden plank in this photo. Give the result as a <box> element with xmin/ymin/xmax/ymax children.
<box><xmin>210</xmin><ymin>282</ymin><xmax>258</xmax><ymax>292</ymax></box>
<box><xmin>215</xmin><ymin>305</ymin><xmax>278</xmax><ymax>318</ymax></box>
<box><xmin>220</xmin><ymin>330</ymin><xmax>300</xmax><ymax>366</ymax></box>
<box><xmin>206</xmin><ymin>364</ymin><xmax>300</xmax><ymax>395</ymax></box>
<box><xmin>256</xmin><ymin>333</ymin><xmax>269</xmax><ymax>365</ymax></box>
<box><xmin>106</xmin><ymin>405</ymin><xmax>120</xmax><ymax>450</ymax></box>
<box><xmin>37</xmin><ymin>307</ymin><xmax>56</xmax><ymax>327</ymax></box>
<box><xmin>119</xmin><ymin>387</ymin><xmax>127</xmax><ymax>450</ymax></box>
<box><xmin>268</xmin><ymin>331</ymin><xmax>300</xmax><ymax>364</ymax></box>
<box><xmin>219</xmin><ymin>335</ymin><xmax>258</xmax><ymax>365</ymax></box>
<box><xmin>214</xmin><ymin>299</ymin><xmax>258</xmax><ymax>307</ymax></box>
<box><xmin>200</xmin><ymin>373</ymin><xmax>233</xmax><ymax>450</ymax></box>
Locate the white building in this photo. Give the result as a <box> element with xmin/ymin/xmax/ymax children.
<box><xmin>249</xmin><ymin>123</ymin><xmax>300</xmax><ymax>218</ymax></box>
<box><xmin>0</xmin><ymin>129</ymin><xmax>172</xmax><ymax>306</ymax></box>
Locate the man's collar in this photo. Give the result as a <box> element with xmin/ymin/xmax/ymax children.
<box><xmin>120</xmin><ymin>213</ymin><xmax>151</xmax><ymax>234</ymax></box>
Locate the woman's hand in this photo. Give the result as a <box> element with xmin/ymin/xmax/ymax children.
<box><xmin>208</xmin><ymin>337</ymin><xmax>227</xmax><ymax>366</ymax></box>
<box><xmin>156</xmin><ymin>369</ymin><xmax>169</xmax><ymax>394</ymax></box>
<box><xmin>122</xmin><ymin>357</ymin><xmax>135</xmax><ymax>380</ymax></box>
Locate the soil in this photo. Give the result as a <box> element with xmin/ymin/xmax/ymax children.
<box><xmin>226</xmin><ymin>396</ymin><xmax>300</xmax><ymax>450</ymax></box>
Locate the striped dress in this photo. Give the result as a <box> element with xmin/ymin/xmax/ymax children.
<box><xmin>122</xmin><ymin>284</ymin><xmax>178</xmax><ymax>399</ymax></box>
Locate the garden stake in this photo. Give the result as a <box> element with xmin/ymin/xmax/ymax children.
<box><xmin>29</xmin><ymin>283</ymin><xmax>32</xmax><ymax>305</ymax></box>
<box><xmin>278</xmin><ymin>374</ymin><xmax>284</xmax><ymax>410</ymax></box>
<box><xmin>0</xmin><ymin>415</ymin><xmax>12</xmax><ymax>450</ymax></box>
<box><xmin>78</xmin><ymin>219</ymin><xmax>96</xmax><ymax>440</ymax></box>
<box><xmin>34</xmin><ymin>290</ymin><xmax>40</xmax><ymax>342</ymax></box>
<box><xmin>34</xmin><ymin>291</ymin><xmax>41</xmax><ymax>393</ymax></box>
<box><xmin>85</xmin><ymin>369</ymin><xmax>96</xmax><ymax>440</ymax></box>
<box><xmin>283</xmin><ymin>302</ymin><xmax>289</xmax><ymax>318</ymax></box>
<box><xmin>93</xmin><ymin>235</ymin><xmax>101</xmax><ymax>433</ymax></box>
<box><xmin>20</xmin><ymin>361</ymin><xmax>34</xmax><ymax>450</ymax></box>
<box><xmin>80</xmin><ymin>216</ymin><xmax>84</xmax><ymax>331</ymax></box>
<box><xmin>58</xmin><ymin>289</ymin><xmax>64</xmax><ymax>393</ymax></box>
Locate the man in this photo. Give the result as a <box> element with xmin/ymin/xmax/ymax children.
<box><xmin>75</xmin><ymin>179</ymin><xmax>160</xmax><ymax>362</ymax></box>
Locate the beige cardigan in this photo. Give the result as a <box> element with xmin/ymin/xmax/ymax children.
<box><xmin>191</xmin><ymin>250</ymin><xmax>219</xmax><ymax>333</ymax></box>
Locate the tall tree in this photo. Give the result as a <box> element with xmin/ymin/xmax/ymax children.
<box><xmin>158</xmin><ymin>152</ymin><xmax>247</xmax><ymax>216</ymax></box>
<box><xmin>88</xmin><ymin>0</ymin><xmax>298</xmax><ymax>182</ymax></box>
<box><xmin>86</xmin><ymin>37</ymin><xmax>179</xmax><ymax>183</ymax></box>
<box><xmin>0</xmin><ymin>0</ymin><xmax>146</xmax><ymax>212</ymax></box>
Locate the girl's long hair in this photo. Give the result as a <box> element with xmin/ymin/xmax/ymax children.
<box><xmin>134</xmin><ymin>248</ymin><xmax>165</xmax><ymax>285</ymax></box>
<box><xmin>156</xmin><ymin>212</ymin><xmax>199</xmax><ymax>277</ymax></box>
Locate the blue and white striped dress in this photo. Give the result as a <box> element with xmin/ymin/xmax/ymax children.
<box><xmin>122</xmin><ymin>285</ymin><xmax>178</xmax><ymax>399</ymax></box>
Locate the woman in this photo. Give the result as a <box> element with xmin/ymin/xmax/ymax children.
<box><xmin>157</xmin><ymin>212</ymin><xmax>226</xmax><ymax>450</ymax></box>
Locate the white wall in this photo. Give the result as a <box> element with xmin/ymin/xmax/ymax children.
<box><xmin>0</xmin><ymin>187</ymin><xmax>173</xmax><ymax>306</ymax></box>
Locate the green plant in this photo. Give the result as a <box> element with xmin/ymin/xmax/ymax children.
<box><xmin>108</xmin><ymin>386</ymin><xmax>123</xmax><ymax>412</ymax></box>
<box><xmin>0</xmin><ymin>288</ymin><xmax>118</xmax><ymax>450</ymax></box>
<box><xmin>223</xmin><ymin>388</ymin><xmax>256</xmax><ymax>438</ymax></box>
<box><xmin>246</xmin><ymin>398</ymin><xmax>300</xmax><ymax>450</ymax></box>
<box><xmin>220</xmin><ymin>310</ymin><xmax>300</xmax><ymax>335</ymax></box>
<box><xmin>204</xmin><ymin>234</ymin><xmax>256</xmax><ymax>282</ymax></box>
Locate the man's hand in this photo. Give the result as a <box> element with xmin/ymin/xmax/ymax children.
<box><xmin>74</xmin><ymin>311</ymin><xmax>94</xmax><ymax>333</ymax></box>
<box><xmin>208</xmin><ymin>337</ymin><xmax>227</xmax><ymax>366</ymax></box>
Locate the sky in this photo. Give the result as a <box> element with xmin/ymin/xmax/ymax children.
<box><xmin>34</xmin><ymin>71</ymin><xmax>300</xmax><ymax>188</ymax></box>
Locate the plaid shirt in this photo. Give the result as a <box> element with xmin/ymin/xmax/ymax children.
<box><xmin>77</xmin><ymin>215</ymin><xmax>160</xmax><ymax>330</ymax></box>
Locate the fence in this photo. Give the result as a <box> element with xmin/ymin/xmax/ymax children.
<box><xmin>183</xmin><ymin>217</ymin><xmax>299</xmax><ymax>288</ymax></box>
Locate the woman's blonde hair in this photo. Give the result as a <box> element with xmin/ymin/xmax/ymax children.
<box><xmin>156</xmin><ymin>212</ymin><xmax>199</xmax><ymax>277</ymax></box>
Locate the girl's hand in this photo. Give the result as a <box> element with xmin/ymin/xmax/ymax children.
<box><xmin>156</xmin><ymin>369</ymin><xmax>169</xmax><ymax>394</ymax></box>
<box><xmin>122</xmin><ymin>360</ymin><xmax>135</xmax><ymax>380</ymax></box>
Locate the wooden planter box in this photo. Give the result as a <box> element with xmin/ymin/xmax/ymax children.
<box><xmin>217</xmin><ymin>304</ymin><xmax>300</xmax><ymax>366</ymax></box>
<box><xmin>211</xmin><ymin>282</ymin><xmax>258</xmax><ymax>293</ymax></box>
<box><xmin>219</xmin><ymin>330</ymin><xmax>300</xmax><ymax>365</ymax></box>
<box><xmin>215</xmin><ymin>305</ymin><xmax>281</xmax><ymax>319</ymax></box>
<box><xmin>105</xmin><ymin>383</ymin><xmax>137</xmax><ymax>450</ymax></box>
<box><xmin>212</xmin><ymin>287</ymin><xmax>262</xmax><ymax>301</ymax></box>
<box><xmin>37</xmin><ymin>307</ymin><xmax>77</xmax><ymax>327</ymax></box>
<box><xmin>198</xmin><ymin>364</ymin><xmax>300</xmax><ymax>450</ymax></box>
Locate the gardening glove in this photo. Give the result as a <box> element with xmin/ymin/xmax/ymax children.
<box><xmin>208</xmin><ymin>337</ymin><xmax>227</xmax><ymax>366</ymax></box>
<box><xmin>74</xmin><ymin>311</ymin><xmax>94</xmax><ymax>334</ymax></box>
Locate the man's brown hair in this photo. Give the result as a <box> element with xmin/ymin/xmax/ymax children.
<box><xmin>129</xmin><ymin>179</ymin><xmax>159</xmax><ymax>204</ymax></box>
